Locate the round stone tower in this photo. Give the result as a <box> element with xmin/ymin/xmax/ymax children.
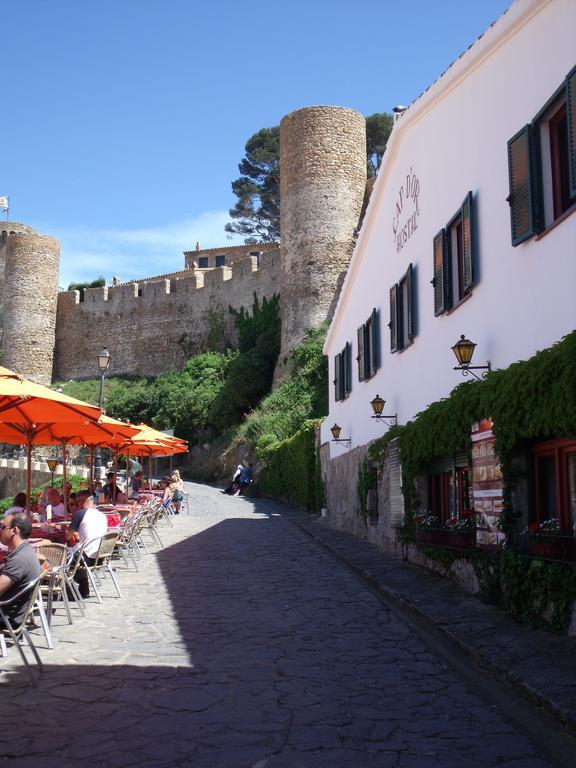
<box><xmin>0</xmin><ymin>222</ymin><xmax>37</xmax><ymax>319</ymax></box>
<box><xmin>2</xmin><ymin>229</ymin><xmax>60</xmax><ymax>385</ymax></box>
<box><xmin>277</xmin><ymin>105</ymin><xmax>367</xmax><ymax>378</ymax></box>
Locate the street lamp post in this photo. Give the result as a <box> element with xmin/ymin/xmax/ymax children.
<box><xmin>46</xmin><ymin>458</ymin><xmax>58</xmax><ymax>487</ymax></box>
<box><xmin>93</xmin><ymin>346</ymin><xmax>111</xmax><ymax>482</ymax></box>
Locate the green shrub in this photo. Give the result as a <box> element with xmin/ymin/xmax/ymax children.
<box><xmin>0</xmin><ymin>473</ymin><xmax>88</xmax><ymax>515</ymax></box>
<box><xmin>259</xmin><ymin>420</ymin><xmax>322</xmax><ymax>511</ymax></box>
<box><xmin>236</xmin><ymin>326</ymin><xmax>328</xmax><ymax>457</ymax></box>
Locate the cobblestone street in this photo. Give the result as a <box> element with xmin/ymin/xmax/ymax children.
<box><xmin>0</xmin><ymin>483</ymin><xmax>566</xmax><ymax>767</ymax></box>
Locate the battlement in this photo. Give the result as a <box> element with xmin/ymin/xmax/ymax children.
<box><xmin>57</xmin><ymin>251</ymin><xmax>276</xmax><ymax>312</ymax></box>
<box><xmin>54</xmin><ymin>250</ymin><xmax>281</xmax><ymax>380</ymax></box>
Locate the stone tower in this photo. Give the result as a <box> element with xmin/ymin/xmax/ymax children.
<box><xmin>0</xmin><ymin>223</ymin><xmax>37</xmax><ymax>322</ymax></box>
<box><xmin>277</xmin><ymin>105</ymin><xmax>367</xmax><ymax>378</ymax></box>
<box><xmin>2</xmin><ymin>228</ymin><xmax>60</xmax><ymax>385</ymax></box>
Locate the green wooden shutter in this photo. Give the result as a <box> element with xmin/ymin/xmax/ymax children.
<box><xmin>370</xmin><ymin>307</ymin><xmax>379</xmax><ymax>374</ymax></box>
<box><xmin>344</xmin><ymin>342</ymin><xmax>352</xmax><ymax>395</ymax></box>
<box><xmin>334</xmin><ymin>353</ymin><xmax>341</xmax><ymax>401</ymax></box>
<box><xmin>432</xmin><ymin>230</ymin><xmax>448</xmax><ymax>315</ymax></box>
<box><xmin>507</xmin><ymin>125</ymin><xmax>537</xmax><ymax>245</ymax></box>
<box><xmin>461</xmin><ymin>191</ymin><xmax>474</xmax><ymax>293</ymax></box>
<box><xmin>397</xmin><ymin>278</ymin><xmax>405</xmax><ymax>351</ymax></box>
<box><xmin>357</xmin><ymin>326</ymin><xmax>365</xmax><ymax>381</ymax></box>
<box><xmin>567</xmin><ymin>65</ymin><xmax>576</xmax><ymax>198</ymax></box>
<box><xmin>389</xmin><ymin>285</ymin><xmax>398</xmax><ymax>353</ymax></box>
<box><xmin>406</xmin><ymin>264</ymin><xmax>415</xmax><ymax>342</ymax></box>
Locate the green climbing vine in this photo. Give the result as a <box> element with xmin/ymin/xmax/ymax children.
<box><xmin>368</xmin><ymin>330</ymin><xmax>576</xmax><ymax>531</ymax></box>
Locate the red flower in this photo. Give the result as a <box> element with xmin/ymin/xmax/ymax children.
<box><xmin>529</xmin><ymin>522</ymin><xmax>540</xmax><ymax>535</ymax></box>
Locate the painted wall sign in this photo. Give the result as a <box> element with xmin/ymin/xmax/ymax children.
<box><xmin>471</xmin><ymin>418</ymin><xmax>505</xmax><ymax>547</ymax></box>
<box><xmin>392</xmin><ymin>167</ymin><xmax>421</xmax><ymax>254</ymax></box>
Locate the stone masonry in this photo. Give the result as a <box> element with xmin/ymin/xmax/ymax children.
<box><xmin>2</xmin><ymin>229</ymin><xmax>60</xmax><ymax>385</ymax></box>
<box><xmin>54</xmin><ymin>250</ymin><xmax>280</xmax><ymax>380</ymax></box>
<box><xmin>0</xmin><ymin>222</ymin><xmax>37</xmax><ymax>325</ymax></box>
<box><xmin>277</xmin><ymin>106</ymin><xmax>367</xmax><ymax>379</ymax></box>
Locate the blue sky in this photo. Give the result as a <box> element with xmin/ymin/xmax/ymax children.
<box><xmin>2</xmin><ymin>0</ymin><xmax>512</xmax><ymax>287</ymax></box>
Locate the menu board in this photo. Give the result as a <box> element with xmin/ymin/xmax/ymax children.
<box><xmin>471</xmin><ymin>418</ymin><xmax>505</xmax><ymax>546</ymax></box>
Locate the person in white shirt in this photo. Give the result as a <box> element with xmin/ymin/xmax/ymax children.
<box><xmin>66</xmin><ymin>492</ymin><xmax>108</xmax><ymax>597</ymax></box>
<box><xmin>42</xmin><ymin>487</ymin><xmax>66</xmax><ymax>520</ymax></box>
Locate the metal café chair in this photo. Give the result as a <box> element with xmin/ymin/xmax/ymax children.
<box><xmin>36</xmin><ymin>542</ymin><xmax>73</xmax><ymax>629</ymax></box>
<box><xmin>0</xmin><ymin>576</ymin><xmax>44</xmax><ymax>683</ymax></box>
<box><xmin>83</xmin><ymin>532</ymin><xmax>122</xmax><ymax>603</ymax></box>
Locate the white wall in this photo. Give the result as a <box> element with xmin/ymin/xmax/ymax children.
<box><xmin>324</xmin><ymin>0</ymin><xmax>576</xmax><ymax>454</ymax></box>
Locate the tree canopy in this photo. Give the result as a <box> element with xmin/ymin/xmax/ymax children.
<box><xmin>225</xmin><ymin>127</ymin><xmax>280</xmax><ymax>244</ymax></box>
<box><xmin>227</xmin><ymin>114</ymin><xmax>393</xmax><ymax>243</ymax></box>
<box><xmin>366</xmin><ymin>113</ymin><xmax>394</xmax><ymax>178</ymax></box>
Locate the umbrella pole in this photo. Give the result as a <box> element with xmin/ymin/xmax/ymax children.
<box><xmin>26</xmin><ymin>439</ymin><xmax>32</xmax><ymax>513</ymax></box>
<box><xmin>113</xmin><ymin>452</ymin><xmax>118</xmax><ymax>504</ymax></box>
<box><xmin>126</xmin><ymin>455</ymin><xmax>130</xmax><ymax>497</ymax></box>
<box><xmin>148</xmin><ymin>455</ymin><xmax>152</xmax><ymax>489</ymax></box>
<box><xmin>61</xmin><ymin>441</ymin><xmax>68</xmax><ymax>514</ymax></box>
<box><xmin>89</xmin><ymin>447</ymin><xmax>94</xmax><ymax>491</ymax></box>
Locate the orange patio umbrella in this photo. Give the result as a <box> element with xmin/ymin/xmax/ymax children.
<box><xmin>0</xmin><ymin>364</ymin><xmax>103</xmax><ymax>507</ymax></box>
<box><xmin>117</xmin><ymin>424</ymin><xmax>188</xmax><ymax>490</ymax></box>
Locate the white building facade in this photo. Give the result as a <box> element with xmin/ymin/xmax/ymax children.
<box><xmin>322</xmin><ymin>0</ymin><xmax>576</xmax><ymax>540</ymax></box>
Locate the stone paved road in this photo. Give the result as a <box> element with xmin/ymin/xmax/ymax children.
<box><xmin>0</xmin><ymin>483</ymin><xmax>559</xmax><ymax>767</ymax></box>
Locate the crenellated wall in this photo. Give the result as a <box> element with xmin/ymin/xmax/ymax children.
<box><xmin>54</xmin><ymin>251</ymin><xmax>280</xmax><ymax>380</ymax></box>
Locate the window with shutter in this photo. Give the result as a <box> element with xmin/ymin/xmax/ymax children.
<box><xmin>370</xmin><ymin>308</ymin><xmax>379</xmax><ymax>375</ymax></box>
<box><xmin>433</xmin><ymin>230</ymin><xmax>447</xmax><ymax>316</ymax></box>
<box><xmin>334</xmin><ymin>353</ymin><xmax>342</xmax><ymax>401</ymax></box>
<box><xmin>357</xmin><ymin>326</ymin><xmax>365</xmax><ymax>382</ymax></box>
<box><xmin>434</xmin><ymin>193</ymin><xmax>476</xmax><ymax>315</ymax></box>
<box><xmin>390</xmin><ymin>265</ymin><xmax>416</xmax><ymax>353</ymax></box>
<box><xmin>389</xmin><ymin>285</ymin><xmax>398</xmax><ymax>353</ymax></box>
<box><xmin>405</xmin><ymin>264</ymin><xmax>415</xmax><ymax>342</ymax></box>
<box><xmin>461</xmin><ymin>192</ymin><xmax>474</xmax><ymax>294</ymax></box>
<box><xmin>507</xmin><ymin>66</ymin><xmax>576</xmax><ymax>241</ymax></box>
<box><xmin>507</xmin><ymin>125</ymin><xmax>537</xmax><ymax>245</ymax></box>
<box><xmin>357</xmin><ymin>309</ymin><xmax>380</xmax><ymax>381</ymax></box>
<box><xmin>344</xmin><ymin>342</ymin><xmax>352</xmax><ymax>396</ymax></box>
<box><xmin>568</xmin><ymin>66</ymin><xmax>576</xmax><ymax>198</ymax></box>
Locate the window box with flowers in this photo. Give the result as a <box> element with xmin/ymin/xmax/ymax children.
<box><xmin>523</xmin><ymin>519</ymin><xmax>576</xmax><ymax>562</ymax></box>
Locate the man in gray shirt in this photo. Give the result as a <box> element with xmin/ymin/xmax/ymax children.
<box><xmin>0</xmin><ymin>512</ymin><xmax>41</xmax><ymax>627</ymax></box>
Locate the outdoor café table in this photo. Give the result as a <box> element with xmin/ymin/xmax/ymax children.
<box><xmin>30</xmin><ymin>525</ymin><xmax>68</xmax><ymax>545</ymax></box>
<box><xmin>96</xmin><ymin>505</ymin><xmax>134</xmax><ymax>528</ymax></box>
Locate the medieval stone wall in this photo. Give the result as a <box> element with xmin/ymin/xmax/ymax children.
<box><xmin>2</xmin><ymin>231</ymin><xmax>60</xmax><ymax>385</ymax></box>
<box><xmin>54</xmin><ymin>251</ymin><xmax>280</xmax><ymax>380</ymax></box>
<box><xmin>277</xmin><ymin>106</ymin><xmax>367</xmax><ymax>378</ymax></box>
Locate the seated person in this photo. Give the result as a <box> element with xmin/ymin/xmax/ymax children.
<box><xmin>163</xmin><ymin>470</ymin><xmax>184</xmax><ymax>512</ymax></box>
<box><xmin>104</xmin><ymin>472</ymin><xmax>122</xmax><ymax>503</ymax></box>
<box><xmin>67</xmin><ymin>493</ymin><xmax>78</xmax><ymax>515</ymax></box>
<box><xmin>66</xmin><ymin>491</ymin><xmax>108</xmax><ymax>598</ymax></box>
<box><xmin>3</xmin><ymin>492</ymin><xmax>28</xmax><ymax>517</ymax></box>
<box><xmin>0</xmin><ymin>512</ymin><xmax>41</xmax><ymax>627</ymax></box>
<box><xmin>131</xmin><ymin>471</ymin><xmax>143</xmax><ymax>495</ymax></box>
<box><xmin>238</xmin><ymin>463</ymin><xmax>254</xmax><ymax>495</ymax></box>
<box><xmin>42</xmin><ymin>486</ymin><xmax>66</xmax><ymax>519</ymax></box>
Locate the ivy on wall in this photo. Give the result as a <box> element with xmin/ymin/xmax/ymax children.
<box><xmin>368</xmin><ymin>330</ymin><xmax>576</xmax><ymax>529</ymax></box>
<box><xmin>259</xmin><ymin>419</ymin><xmax>323</xmax><ymax>511</ymax></box>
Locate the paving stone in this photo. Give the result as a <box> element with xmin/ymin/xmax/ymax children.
<box><xmin>0</xmin><ymin>481</ymin><xmax>566</xmax><ymax>766</ymax></box>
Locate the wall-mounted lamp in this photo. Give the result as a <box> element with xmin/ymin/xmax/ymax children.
<box><xmin>452</xmin><ymin>335</ymin><xmax>491</xmax><ymax>381</ymax></box>
<box><xmin>330</xmin><ymin>423</ymin><xmax>351</xmax><ymax>448</ymax></box>
<box><xmin>370</xmin><ymin>395</ymin><xmax>397</xmax><ymax>427</ymax></box>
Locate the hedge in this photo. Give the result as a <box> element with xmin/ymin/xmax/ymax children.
<box><xmin>258</xmin><ymin>419</ymin><xmax>323</xmax><ymax>511</ymax></box>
